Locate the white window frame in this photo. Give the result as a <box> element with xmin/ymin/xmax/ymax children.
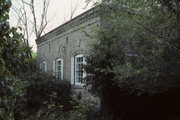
<box><xmin>71</xmin><ymin>57</ymin><xmax>75</xmax><ymax>84</ymax></box>
<box><xmin>39</xmin><ymin>62</ymin><xmax>42</xmax><ymax>70</ymax></box>
<box><xmin>42</xmin><ymin>61</ymin><xmax>47</xmax><ymax>72</ymax></box>
<box><xmin>75</xmin><ymin>54</ymin><xmax>86</xmax><ymax>86</ymax></box>
<box><xmin>56</xmin><ymin>58</ymin><xmax>63</xmax><ymax>80</ymax></box>
<box><xmin>52</xmin><ymin>60</ymin><xmax>55</xmax><ymax>76</ymax></box>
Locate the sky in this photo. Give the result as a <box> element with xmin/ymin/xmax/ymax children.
<box><xmin>9</xmin><ymin>0</ymin><xmax>97</xmax><ymax>52</ymax></box>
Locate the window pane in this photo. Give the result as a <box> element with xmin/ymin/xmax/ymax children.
<box><xmin>76</xmin><ymin>76</ymin><xmax>80</xmax><ymax>83</ymax></box>
<box><xmin>78</xmin><ymin>64</ymin><xmax>81</xmax><ymax>71</ymax></box>
<box><xmin>76</xmin><ymin>63</ymin><xmax>78</xmax><ymax>69</ymax></box>
<box><xmin>42</xmin><ymin>62</ymin><xmax>46</xmax><ymax>72</ymax></box>
<box><xmin>57</xmin><ymin>66</ymin><xmax>61</xmax><ymax>71</ymax></box>
<box><xmin>57</xmin><ymin>61</ymin><xmax>61</xmax><ymax>65</ymax></box>
<box><xmin>80</xmin><ymin>57</ymin><xmax>83</xmax><ymax>62</ymax></box>
<box><xmin>80</xmin><ymin>64</ymin><xmax>83</xmax><ymax>69</ymax></box>
<box><xmin>57</xmin><ymin>72</ymin><xmax>61</xmax><ymax>80</ymax></box>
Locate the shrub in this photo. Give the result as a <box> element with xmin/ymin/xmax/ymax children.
<box><xmin>25</xmin><ymin>73</ymin><xmax>72</xmax><ymax>113</ymax></box>
<box><xmin>30</xmin><ymin>97</ymin><xmax>112</xmax><ymax>120</ymax></box>
<box><xmin>14</xmin><ymin>72</ymin><xmax>72</xmax><ymax>119</ymax></box>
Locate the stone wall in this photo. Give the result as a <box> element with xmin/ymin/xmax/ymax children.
<box><xmin>36</xmin><ymin>8</ymin><xmax>100</xmax><ymax>106</ymax></box>
<box><xmin>36</xmin><ymin>8</ymin><xmax>100</xmax><ymax>87</ymax></box>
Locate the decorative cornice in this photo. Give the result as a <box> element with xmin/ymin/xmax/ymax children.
<box><xmin>36</xmin><ymin>7</ymin><xmax>98</xmax><ymax>44</ymax></box>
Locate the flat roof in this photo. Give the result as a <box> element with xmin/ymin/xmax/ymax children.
<box><xmin>36</xmin><ymin>7</ymin><xmax>97</xmax><ymax>43</ymax></box>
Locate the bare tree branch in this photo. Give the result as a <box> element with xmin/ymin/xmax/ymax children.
<box><xmin>70</xmin><ymin>0</ymin><xmax>81</xmax><ymax>20</ymax></box>
<box><xmin>29</xmin><ymin>0</ymin><xmax>38</xmax><ymax>38</ymax></box>
<box><xmin>12</xmin><ymin>0</ymin><xmax>51</xmax><ymax>58</ymax></box>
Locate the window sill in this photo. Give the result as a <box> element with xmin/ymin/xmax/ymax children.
<box><xmin>72</xmin><ymin>84</ymin><xmax>86</xmax><ymax>89</ymax></box>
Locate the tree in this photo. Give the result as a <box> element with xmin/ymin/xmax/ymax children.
<box><xmin>85</xmin><ymin>0</ymin><xmax>180</xmax><ymax>119</ymax></box>
<box><xmin>0</xmin><ymin>0</ymin><xmax>28</xmax><ymax>119</ymax></box>
<box><xmin>69</xmin><ymin>0</ymin><xmax>81</xmax><ymax>20</ymax></box>
<box><xmin>12</xmin><ymin>0</ymin><xmax>51</xmax><ymax>58</ymax></box>
<box><xmin>13</xmin><ymin>0</ymin><xmax>50</xmax><ymax>39</ymax></box>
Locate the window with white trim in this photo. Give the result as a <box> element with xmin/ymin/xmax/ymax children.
<box><xmin>42</xmin><ymin>61</ymin><xmax>47</xmax><ymax>72</ymax></box>
<box><xmin>56</xmin><ymin>58</ymin><xmax>63</xmax><ymax>80</ymax></box>
<box><xmin>52</xmin><ymin>60</ymin><xmax>55</xmax><ymax>75</ymax></box>
<box><xmin>75</xmin><ymin>54</ymin><xmax>85</xmax><ymax>85</ymax></box>
<box><xmin>39</xmin><ymin>62</ymin><xmax>42</xmax><ymax>70</ymax></box>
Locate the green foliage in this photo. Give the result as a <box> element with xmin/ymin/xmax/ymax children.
<box><xmin>26</xmin><ymin>98</ymin><xmax>111</xmax><ymax>120</ymax></box>
<box><xmin>32</xmin><ymin>52</ymin><xmax>37</xmax><ymax>59</ymax></box>
<box><xmin>97</xmin><ymin>0</ymin><xmax>180</xmax><ymax>93</ymax></box>
<box><xmin>0</xmin><ymin>0</ymin><xmax>30</xmax><ymax>119</ymax></box>
<box><xmin>67</xmin><ymin>96</ymin><xmax>89</xmax><ymax>120</ymax></box>
<box><xmin>15</xmin><ymin>73</ymin><xmax>72</xmax><ymax>119</ymax></box>
<box><xmin>85</xmin><ymin>0</ymin><xmax>180</xmax><ymax>119</ymax></box>
<box><xmin>18</xmin><ymin>52</ymin><xmax>36</xmax><ymax>74</ymax></box>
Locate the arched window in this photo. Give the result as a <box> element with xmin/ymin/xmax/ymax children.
<box><xmin>42</xmin><ymin>61</ymin><xmax>47</xmax><ymax>72</ymax></box>
<box><xmin>74</xmin><ymin>54</ymin><xmax>86</xmax><ymax>85</ymax></box>
<box><xmin>56</xmin><ymin>58</ymin><xmax>63</xmax><ymax>80</ymax></box>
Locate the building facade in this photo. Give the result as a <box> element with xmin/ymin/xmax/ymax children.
<box><xmin>36</xmin><ymin>8</ymin><xmax>100</xmax><ymax>93</ymax></box>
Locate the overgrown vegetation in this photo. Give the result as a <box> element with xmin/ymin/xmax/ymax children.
<box><xmin>0</xmin><ymin>0</ymin><xmax>31</xmax><ymax>119</ymax></box>
<box><xmin>1</xmin><ymin>0</ymin><xmax>180</xmax><ymax>120</ymax></box>
<box><xmin>13</xmin><ymin>73</ymin><xmax>73</xmax><ymax>120</ymax></box>
<box><xmin>85</xmin><ymin>0</ymin><xmax>180</xmax><ymax>120</ymax></box>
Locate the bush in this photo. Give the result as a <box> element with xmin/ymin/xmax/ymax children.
<box><xmin>26</xmin><ymin>73</ymin><xmax>72</xmax><ymax>112</ymax></box>
<box><xmin>14</xmin><ymin>72</ymin><xmax>72</xmax><ymax>119</ymax></box>
<box><xmin>28</xmin><ymin>97</ymin><xmax>112</xmax><ymax>120</ymax></box>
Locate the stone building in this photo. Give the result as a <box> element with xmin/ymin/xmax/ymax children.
<box><xmin>36</xmin><ymin>8</ymin><xmax>100</xmax><ymax>99</ymax></box>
